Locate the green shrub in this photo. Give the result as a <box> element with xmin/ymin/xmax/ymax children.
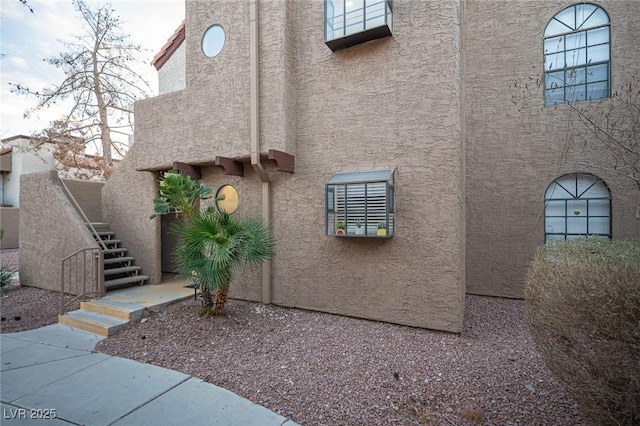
<box><xmin>526</xmin><ymin>239</ymin><xmax>640</xmax><ymax>426</ymax></box>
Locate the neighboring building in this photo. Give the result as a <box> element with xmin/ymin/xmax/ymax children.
<box><xmin>0</xmin><ymin>136</ymin><xmax>58</xmax><ymax>207</ymax></box>
<box><xmin>0</xmin><ymin>135</ymin><xmax>114</xmax><ymax>207</ymax></box>
<box><xmin>151</xmin><ymin>20</ymin><xmax>186</xmax><ymax>95</ymax></box>
<box><xmin>21</xmin><ymin>0</ymin><xmax>640</xmax><ymax>333</ymax></box>
<box><xmin>0</xmin><ymin>135</ymin><xmax>115</xmax><ymax>249</ymax></box>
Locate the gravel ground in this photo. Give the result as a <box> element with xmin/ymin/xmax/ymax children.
<box><xmin>1</xmin><ymin>249</ymin><xmax>79</xmax><ymax>333</ymax></box>
<box><xmin>97</xmin><ymin>296</ymin><xmax>587</xmax><ymax>426</ymax></box>
<box><xmin>1</xmin><ymin>249</ymin><xmax>586</xmax><ymax>425</ymax></box>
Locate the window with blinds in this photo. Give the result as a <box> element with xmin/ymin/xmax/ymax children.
<box><xmin>326</xmin><ymin>170</ymin><xmax>394</xmax><ymax>237</ymax></box>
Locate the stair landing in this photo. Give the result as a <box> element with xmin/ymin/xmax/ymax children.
<box><xmin>58</xmin><ymin>276</ymin><xmax>195</xmax><ymax>336</ymax></box>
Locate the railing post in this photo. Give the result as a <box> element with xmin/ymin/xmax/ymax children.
<box><xmin>60</xmin><ymin>248</ymin><xmax>105</xmax><ymax>315</ymax></box>
<box><xmin>82</xmin><ymin>248</ymin><xmax>87</xmax><ymax>302</ymax></box>
<box><xmin>60</xmin><ymin>258</ymin><xmax>65</xmax><ymax>316</ymax></box>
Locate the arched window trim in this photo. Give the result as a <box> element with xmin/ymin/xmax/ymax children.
<box><xmin>543</xmin><ymin>3</ymin><xmax>611</xmax><ymax>106</ymax></box>
<box><xmin>544</xmin><ymin>173</ymin><xmax>612</xmax><ymax>243</ymax></box>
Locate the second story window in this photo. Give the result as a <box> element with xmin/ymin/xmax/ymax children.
<box><xmin>324</xmin><ymin>0</ymin><xmax>393</xmax><ymax>52</ymax></box>
<box><xmin>543</xmin><ymin>3</ymin><xmax>610</xmax><ymax>106</ymax></box>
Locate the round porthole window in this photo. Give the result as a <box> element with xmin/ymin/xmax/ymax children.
<box><xmin>202</xmin><ymin>25</ymin><xmax>225</xmax><ymax>57</ymax></box>
<box><xmin>216</xmin><ymin>185</ymin><xmax>239</xmax><ymax>214</ymax></box>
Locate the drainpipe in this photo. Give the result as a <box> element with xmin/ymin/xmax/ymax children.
<box><xmin>250</xmin><ymin>0</ymin><xmax>271</xmax><ymax>305</ymax></box>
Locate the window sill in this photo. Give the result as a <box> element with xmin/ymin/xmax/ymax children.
<box><xmin>325</xmin><ymin>25</ymin><xmax>392</xmax><ymax>52</ymax></box>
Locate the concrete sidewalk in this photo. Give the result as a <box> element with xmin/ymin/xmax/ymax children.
<box><xmin>1</xmin><ymin>324</ymin><xmax>298</xmax><ymax>426</ymax></box>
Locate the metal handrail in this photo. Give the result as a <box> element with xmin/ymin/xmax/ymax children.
<box><xmin>57</xmin><ymin>176</ymin><xmax>108</xmax><ymax>251</ymax></box>
<box><xmin>60</xmin><ymin>248</ymin><xmax>104</xmax><ymax>315</ymax></box>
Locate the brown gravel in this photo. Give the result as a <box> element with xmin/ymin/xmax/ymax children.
<box><xmin>1</xmin><ymin>250</ymin><xmax>586</xmax><ymax>425</ymax></box>
<box><xmin>1</xmin><ymin>249</ymin><xmax>79</xmax><ymax>333</ymax></box>
<box><xmin>0</xmin><ymin>284</ymin><xmax>81</xmax><ymax>333</ymax></box>
<box><xmin>96</xmin><ymin>296</ymin><xmax>587</xmax><ymax>426</ymax></box>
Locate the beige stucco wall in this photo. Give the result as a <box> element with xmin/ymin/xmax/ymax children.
<box><xmin>118</xmin><ymin>0</ymin><xmax>466</xmax><ymax>332</ymax></box>
<box><xmin>158</xmin><ymin>42</ymin><xmax>186</xmax><ymax>95</ymax></box>
<box><xmin>102</xmin><ymin>143</ymin><xmax>160</xmax><ymax>285</ymax></box>
<box><xmin>463</xmin><ymin>0</ymin><xmax>640</xmax><ymax>298</ymax></box>
<box><xmin>19</xmin><ymin>171</ymin><xmax>98</xmax><ymax>293</ymax></box>
<box><xmin>0</xmin><ymin>207</ymin><xmax>19</xmax><ymax>249</ymax></box>
<box><xmin>62</xmin><ymin>179</ymin><xmax>103</xmax><ymax>223</ymax></box>
<box><xmin>272</xmin><ymin>0</ymin><xmax>465</xmax><ymax>332</ymax></box>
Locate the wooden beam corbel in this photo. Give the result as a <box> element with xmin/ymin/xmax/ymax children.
<box><xmin>214</xmin><ymin>156</ymin><xmax>244</xmax><ymax>176</ymax></box>
<box><xmin>268</xmin><ymin>149</ymin><xmax>295</xmax><ymax>173</ymax></box>
<box><xmin>173</xmin><ymin>162</ymin><xmax>201</xmax><ymax>180</ymax></box>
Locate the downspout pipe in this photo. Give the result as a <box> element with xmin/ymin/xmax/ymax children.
<box><xmin>249</xmin><ymin>0</ymin><xmax>272</xmax><ymax>305</ymax></box>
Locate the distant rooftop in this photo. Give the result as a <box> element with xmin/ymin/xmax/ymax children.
<box><xmin>152</xmin><ymin>20</ymin><xmax>185</xmax><ymax>71</ymax></box>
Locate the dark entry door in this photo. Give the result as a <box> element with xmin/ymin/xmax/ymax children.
<box><xmin>161</xmin><ymin>213</ymin><xmax>180</xmax><ymax>273</ymax></box>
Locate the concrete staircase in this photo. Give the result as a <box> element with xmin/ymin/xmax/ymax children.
<box><xmin>91</xmin><ymin>222</ymin><xmax>149</xmax><ymax>290</ymax></box>
<box><xmin>58</xmin><ymin>296</ymin><xmax>150</xmax><ymax>337</ymax></box>
<box><xmin>58</xmin><ymin>279</ymin><xmax>195</xmax><ymax>336</ymax></box>
<box><xmin>58</xmin><ymin>222</ymin><xmax>154</xmax><ymax>336</ymax></box>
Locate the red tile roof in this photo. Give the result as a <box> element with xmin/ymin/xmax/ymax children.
<box><xmin>0</xmin><ymin>146</ymin><xmax>13</xmax><ymax>155</ymax></box>
<box><xmin>151</xmin><ymin>20</ymin><xmax>186</xmax><ymax>71</ymax></box>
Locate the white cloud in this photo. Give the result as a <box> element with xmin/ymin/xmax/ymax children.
<box><xmin>9</xmin><ymin>56</ymin><xmax>28</xmax><ymax>69</ymax></box>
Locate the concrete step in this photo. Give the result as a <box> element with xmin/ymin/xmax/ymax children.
<box><xmin>88</xmin><ymin>222</ymin><xmax>110</xmax><ymax>231</ymax></box>
<box><xmin>59</xmin><ymin>279</ymin><xmax>195</xmax><ymax>337</ymax></box>
<box><xmin>58</xmin><ymin>310</ymin><xmax>129</xmax><ymax>337</ymax></box>
<box><xmin>81</xmin><ymin>298</ymin><xmax>145</xmax><ymax>321</ymax></box>
<box><xmin>102</xmin><ymin>239</ymin><xmax>122</xmax><ymax>246</ymax></box>
<box><xmin>96</xmin><ymin>231</ymin><xmax>115</xmax><ymax>237</ymax></box>
<box><xmin>105</xmin><ymin>275</ymin><xmax>149</xmax><ymax>289</ymax></box>
<box><xmin>104</xmin><ymin>256</ymin><xmax>135</xmax><ymax>265</ymax></box>
<box><xmin>104</xmin><ymin>247</ymin><xmax>128</xmax><ymax>255</ymax></box>
<box><xmin>104</xmin><ymin>265</ymin><xmax>142</xmax><ymax>276</ymax></box>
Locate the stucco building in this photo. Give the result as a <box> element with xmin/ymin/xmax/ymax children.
<box><xmin>1</xmin><ymin>135</ymin><xmax>112</xmax><ymax>248</ymax></box>
<box><xmin>20</xmin><ymin>0</ymin><xmax>640</xmax><ymax>333</ymax></box>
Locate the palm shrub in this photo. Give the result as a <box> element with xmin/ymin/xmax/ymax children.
<box><xmin>150</xmin><ymin>170</ymin><xmax>213</xmax><ymax>219</ymax></box>
<box><xmin>526</xmin><ymin>239</ymin><xmax>640</xmax><ymax>425</ymax></box>
<box><xmin>151</xmin><ymin>170</ymin><xmax>274</xmax><ymax>315</ymax></box>
<box><xmin>173</xmin><ymin>208</ymin><xmax>274</xmax><ymax>315</ymax></box>
<box><xmin>151</xmin><ymin>170</ymin><xmax>215</xmax><ymax>306</ymax></box>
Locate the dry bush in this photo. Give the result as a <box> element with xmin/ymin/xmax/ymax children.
<box><xmin>526</xmin><ymin>239</ymin><xmax>640</xmax><ymax>426</ymax></box>
<box><xmin>462</xmin><ymin>407</ymin><xmax>485</xmax><ymax>423</ymax></box>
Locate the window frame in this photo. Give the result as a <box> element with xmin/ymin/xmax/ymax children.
<box><xmin>543</xmin><ymin>4</ymin><xmax>611</xmax><ymax>106</ymax></box>
<box><xmin>324</xmin><ymin>0</ymin><xmax>393</xmax><ymax>52</ymax></box>
<box><xmin>544</xmin><ymin>173</ymin><xmax>612</xmax><ymax>243</ymax></box>
<box><xmin>325</xmin><ymin>169</ymin><xmax>395</xmax><ymax>238</ymax></box>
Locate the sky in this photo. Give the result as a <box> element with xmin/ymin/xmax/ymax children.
<box><xmin>0</xmin><ymin>0</ymin><xmax>185</xmax><ymax>148</ymax></box>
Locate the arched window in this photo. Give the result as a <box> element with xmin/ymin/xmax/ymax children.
<box><xmin>544</xmin><ymin>173</ymin><xmax>611</xmax><ymax>243</ymax></box>
<box><xmin>544</xmin><ymin>4</ymin><xmax>610</xmax><ymax>106</ymax></box>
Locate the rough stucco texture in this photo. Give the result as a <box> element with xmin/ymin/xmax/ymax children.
<box><xmin>120</xmin><ymin>0</ymin><xmax>466</xmax><ymax>332</ymax></box>
<box><xmin>102</xmin><ymin>142</ymin><xmax>160</xmax><ymax>285</ymax></box>
<box><xmin>158</xmin><ymin>42</ymin><xmax>186</xmax><ymax>95</ymax></box>
<box><xmin>277</xmin><ymin>0</ymin><xmax>465</xmax><ymax>332</ymax></box>
<box><xmin>19</xmin><ymin>171</ymin><xmax>98</xmax><ymax>293</ymax></box>
<box><xmin>463</xmin><ymin>0</ymin><xmax>640</xmax><ymax>298</ymax></box>
<box><xmin>62</xmin><ymin>179</ymin><xmax>103</xmax><ymax>223</ymax></box>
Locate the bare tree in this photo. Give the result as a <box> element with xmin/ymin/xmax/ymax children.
<box><xmin>512</xmin><ymin>71</ymin><xmax>640</xmax><ymax>219</ymax></box>
<box><xmin>18</xmin><ymin>0</ymin><xmax>34</xmax><ymax>13</ymax></box>
<box><xmin>10</xmin><ymin>0</ymin><xmax>151</xmax><ymax>167</ymax></box>
<box><xmin>562</xmin><ymin>74</ymin><xmax>640</xmax><ymax>219</ymax></box>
